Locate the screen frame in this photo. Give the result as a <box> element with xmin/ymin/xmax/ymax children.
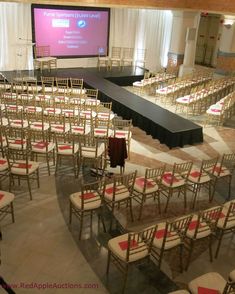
<box><xmin>31</xmin><ymin>3</ymin><xmax>110</xmax><ymax>59</ymax></box>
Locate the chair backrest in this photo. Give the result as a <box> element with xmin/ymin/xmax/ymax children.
<box><xmin>70</xmin><ymin>78</ymin><xmax>84</xmax><ymax>89</ymax></box>
<box><xmin>56</xmin><ymin>77</ymin><xmax>69</xmax><ymax>88</ymax></box>
<box><xmin>221</xmin><ymin>202</ymin><xmax>235</xmax><ymax>230</ymax></box>
<box><xmin>173</xmin><ymin>214</ymin><xmax>193</xmax><ymax>237</ymax></box>
<box><xmin>122</xmin><ymin>47</ymin><xmax>134</xmax><ymax>59</ymax></box>
<box><xmin>85</xmin><ymin>88</ymin><xmax>98</xmax><ymax>99</ymax></box>
<box><xmin>104</xmin><ymin>171</ymin><xmax>137</xmax><ymax>201</ymax></box>
<box><xmin>202</xmin><ymin>157</ymin><xmax>219</xmax><ymax>173</ymax></box>
<box><xmin>113</xmin><ymin>118</ymin><xmax>132</xmax><ymax>137</ymax></box>
<box><xmin>34</xmin><ymin>45</ymin><xmax>51</xmax><ymax>58</ymax></box>
<box><xmin>174</xmin><ymin>161</ymin><xmax>193</xmax><ymax>178</ymax></box>
<box><xmin>202</xmin><ymin>206</ymin><xmax>223</xmax><ymax>230</ymax></box>
<box><xmin>126</xmin><ymin>225</ymin><xmax>157</xmax><ymax>262</ymax></box>
<box><xmin>79</xmin><ymin>180</ymin><xmax>102</xmax><ymax>210</ymax></box>
<box><xmin>111</xmin><ymin>47</ymin><xmax>122</xmax><ymax>59</ymax></box>
<box><xmin>220</xmin><ymin>153</ymin><xmax>235</xmax><ymax>174</ymax></box>
<box><xmin>41</xmin><ymin>76</ymin><xmax>55</xmax><ymax>87</ymax></box>
<box><xmin>144</xmin><ymin>165</ymin><xmax>166</xmax><ymax>189</ymax></box>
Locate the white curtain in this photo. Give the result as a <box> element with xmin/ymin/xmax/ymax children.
<box><xmin>0</xmin><ymin>3</ymin><xmax>172</xmax><ymax>71</ymax></box>
<box><xmin>0</xmin><ymin>2</ymin><xmax>33</xmax><ymax>71</ymax></box>
<box><xmin>110</xmin><ymin>8</ymin><xmax>173</xmax><ymax>71</ymax></box>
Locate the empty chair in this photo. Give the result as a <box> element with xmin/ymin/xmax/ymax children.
<box><xmin>102</xmin><ymin>171</ymin><xmax>137</xmax><ymax>229</ymax></box>
<box><xmin>183</xmin><ymin>206</ymin><xmax>223</xmax><ymax>270</ymax></box>
<box><xmin>34</xmin><ymin>45</ymin><xmax>57</xmax><ymax>72</ymax></box>
<box><xmin>69</xmin><ymin>180</ymin><xmax>106</xmax><ymax>239</ymax></box>
<box><xmin>208</xmin><ymin>153</ymin><xmax>235</xmax><ymax>201</ymax></box>
<box><xmin>70</xmin><ymin>78</ymin><xmax>85</xmax><ymax>97</ymax></box>
<box><xmin>151</xmin><ymin>214</ymin><xmax>192</xmax><ymax>272</ymax></box>
<box><xmin>109</xmin><ymin>47</ymin><xmax>122</xmax><ymax>69</ymax></box>
<box><xmin>97</xmin><ymin>46</ymin><xmax>109</xmax><ymax>70</ymax></box>
<box><xmin>6</xmin><ymin>141</ymin><xmax>40</xmax><ymax>200</ymax></box>
<box><xmin>106</xmin><ymin>225</ymin><xmax>157</xmax><ymax>293</ymax></box>
<box><xmin>214</xmin><ymin>201</ymin><xmax>235</xmax><ymax>258</ymax></box>
<box><xmin>187</xmin><ymin>160</ymin><xmax>214</xmax><ymax>208</ymax></box>
<box><xmin>135</xmin><ymin>48</ymin><xmax>147</xmax><ymax>68</ymax></box>
<box><xmin>122</xmin><ymin>47</ymin><xmax>134</xmax><ymax>67</ymax></box>
<box><xmin>188</xmin><ymin>271</ymin><xmax>233</xmax><ymax>294</ymax></box>
<box><xmin>133</xmin><ymin>166</ymin><xmax>165</xmax><ymax>220</ymax></box>
<box><xmin>161</xmin><ymin>161</ymin><xmax>193</xmax><ymax>213</ymax></box>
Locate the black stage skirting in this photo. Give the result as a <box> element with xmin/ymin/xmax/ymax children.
<box><xmin>2</xmin><ymin>67</ymin><xmax>203</xmax><ymax>148</ymax></box>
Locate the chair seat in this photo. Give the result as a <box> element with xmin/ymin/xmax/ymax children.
<box><xmin>210</xmin><ymin>164</ymin><xmax>231</xmax><ymax>178</ymax></box>
<box><xmin>104</xmin><ymin>183</ymin><xmax>130</xmax><ymax>201</ymax></box>
<box><xmin>186</xmin><ymin>216</ymin><xmax>211</xmax><ymax>239</ymax></box>
<box><xmin>0</xmin><ymin>158</ymin><xmax>8</xmax><ymax>172</ymax></box>
<box><xmin>35</xmin><ymin>94</ymin><xmax>51</xmax><ymax>102</ymax></box>
<box><xmin>229</xmin><ymin>269</ymin><xmax>235</xmax><ymax>281</ymax></box>
<box><xmin>0</xmin><ymin>190</ymin><xmax>15</xmax><ymax>209</ymax></box>
<box><xmin>44</xmin><ymin>108</ymin><xmax>62</xmax><ymax>115</ymax></box>
<box><xmin>176</xmin><ymin>95</ymin><xmax>194</xmax><ymax>104</ymax></box>
<box><xmin>188</xmin><ymin>169</ymin><xmax>211</xmax><ymax>183</ymax></box>
<box><xmin>108</xmin><ymin>233</ymin><xmax>148</xmax><ymax>262</ymax></box>
<box><xmin>188</xmin><ymin>272</ymin><xmax>227</xmax><ymax>294</ymax></box>
<box><xmin>54</xmin><ymin>96</ymin><xmax>70</xmax><ymax>103</ymax></box>
<box><xmin>11</xmin><ymin>160</ymin><xmax>39</xmax><ymax>175</ymax></box>
<box><xmin>70</xmin><ymin>191</ymin><xmax>101</xmax><ymax>210</ymax></box>
<box><xmin>217</xmin><ymin>207</ymin><xmax>235</xmax><ymax>229</ymax></box>
<box><xmin>57</xmin><ymin>144</ymin><xmax>79</xmax><ymax>155</ymax></box>
<box><xmin>62</xmin><ymin>109</ymin><xmax>79</xmax><ymax>117</ymax></box>
<box><xmin>25</xmin><ymin>106</ymin><xmax>42</xmax><ymax>113</ymax></box>
<box><xmin>223</xmin><ymin>199</ymin><xmax>235</xmax><ymax>209</ymax></box>
<box><xmin>161</xmin><ymin>172</ymin><xmax>185</xmax><ymax>188</ymax></box>
<box><xmin>29</xmin><ymin>122</ymin><xmax>50</xmax><ymax>131</ymax></box>
<box><xmin>70</xmin><ymin>88</ymin><xmax>86</xmax><ymax>96</ymax></box>
<box><xmin>10</xmin><ymin>119</ymin><xmax>29</xmax><ymax>128</ymax></box>
<box><xmin>81</xmin><ymin>143</ymin><xmax>105</xmax><ymax>158</ymax></box>
<box><xmin>8</xmin><ymin>138</ymin><xmax>27</xmax><ymax>150</ymax></box>
<box><xmin>134</xmin><ymin>177</ymin><xmax>158</xmax><ymax>193</ymax></box>
<box><xmin>31</xmin><ymin>141</ymin><xmax>55</xmax><ymax>153</ymax></box>
<box><xmin>50</xmin><ymin>124</ymin><xmax>70</xmax><ymax>133</ymax></box>
<box><xmin>153</xmin><ymin>223</ymin><xmax>181</xmax><ymax>250</ymax></box>
<box><xmin>114</xmin><ymin>130</ymin><xmax>132</xmax><ymax>140</ymax></box>
<box><xmin>93</xmin><ymin>128</ymin><xmax>113</xmax><ymax>137</ymax></box>
<box><xmin>168</xmin><ymin>290</ymin><xmax>190</xmax><ymax>294</ymax></box>
<box><xmin>70</xmin><ymin>125</ymin><xmax>90</xmax><ymax>135</ymax></box>
<box><xmin>206</xmin><ymin>104</ymin><xmax>222</xmax><ymax>115</ymax></box>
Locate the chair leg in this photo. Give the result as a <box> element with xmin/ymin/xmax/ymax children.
<box><xmin>215</xmin><ymin>230</ymin><xmax>224</xmax><ymax>258</ymax></box>
<box><xmin>209</xmin><ymin>235</ymin><xmax>213</xmax><ymax>262</ymax></box>
<box><xmin>106</xmin><ymin>250</ymin><xmax>111</xmax><ymax>275</ymax></box>
<box><xmin>27</xmin><ymin>177</ymin><xmax>33</xmax><ymax>200</ymax></box>
<box><xmin>186</xmin><ymin>239</ymin><xmax>194</xmax><ymax>271</ymax></box>
<box><xmin>122</xmin><ymin>265</ymin><xmax>129</xmax><ymax>294</ymax></box>
<box><xmin>138</xmin><ymin>196</ymin><xmax>145</xmax><ymax>220</ymax></box>
<box><xmin>157</xmin><ymin>192</ymin><xmax>161</xmax><ymax>214</ymax></box>
<box><xmin>179</xmin><ymin>244</ymin><xmax>183</xmax><ymax>273</ymax></box>
<box><xmin>36</xmin><ymin>170</ymin><xmax>40</xmax><ymax>188</ymax></box>
<box><xmin>10</xmin><ymin>202</ymin><xmax>15</xmax><ymax>223</ymax></box>
<box><xmin>129</xmin><ymin>198</ymin><xmax>134</xmax><ymax>222</ymax></box>
<box><xmin>46</xmin><ymin>153</ymin><xmax>50</xmax><ymax>176</ymax></box>
<box><xmin>227</xmin><ymin>176</ymin><xmax>231</xmax><ymax>201</ymax></box>
<box><xmin>78</xmin><ymin>211</ymin><xmax>84</xmax><ymax>240</ymax></box>
<box><xmin>69</xmin><ymin>202</ymin><xmax>73</xmax><ymax>224</ymax></box>
<box><xmin>164</xmin><ymin>190</ymin><xmax>171</xmax><ymax>213</ymax></box>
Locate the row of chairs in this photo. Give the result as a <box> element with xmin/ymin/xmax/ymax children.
<box><xmin>175</xmin><ymin>77</ymin><xmax>235</xmax><ymax>116</ymax></box>
<box><xmin>106</xmin><ymin>198</ymin><xmax>235</xmax><ymax>292</ymax></box>
<box><xmin>69</xmin><ymin>173</ymin><xmax>235</xmax><ymax>293</ymax></box>
<box><xmin>205</xmin><ymin>91</ymin><xmax>235</xmax><ymax>126</ymax></box>
<box><xmin>97</xmin><ymin>47</ymin><xmax>147</xmax><ymax>70</ymax></box>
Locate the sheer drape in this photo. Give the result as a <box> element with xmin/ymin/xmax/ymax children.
<box><xmin>110</xmin><ymin>8</ymin><xmax>173</xmax><ymax>70</ymax></box>
<box><xmin>0</xmin><ymin>3</ymin><xmax>172</xmax><ymax>71</ymax></box>
<box><xmin>0</xmin><ymin>2</ymin><xmax>33</xmax><ymax>71</ymax></box>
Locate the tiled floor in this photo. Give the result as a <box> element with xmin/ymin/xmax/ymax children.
<box><xmin>1</xmin><ymin>94</ymin><xmax>235</xmax><ymax>293</ymax></box>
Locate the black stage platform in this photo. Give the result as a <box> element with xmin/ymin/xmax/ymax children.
<box><xmin>2</xmin><ymin>66</ymin><xmax>203</xmax><ymax>148</ymax></box>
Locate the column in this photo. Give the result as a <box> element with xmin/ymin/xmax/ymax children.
<box><xmin>216</xmin><ymin>16</ymin><xmax>235</xmax><ymax>75</ymax></box>
<box><xmin>168</xmin><ymin>11</ymin><xmax>200</xmax><ymax>76</ymax></box>
<box><xmin>178</xmin><ymin>12</ymin><xmax>201</xmax><ymax>76</ymax></box>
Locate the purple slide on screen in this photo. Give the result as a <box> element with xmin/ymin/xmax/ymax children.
<box><xmin>32</xmin><ymin>7</ymin><xmax>109</xmax><ymax>57</ymax></box>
